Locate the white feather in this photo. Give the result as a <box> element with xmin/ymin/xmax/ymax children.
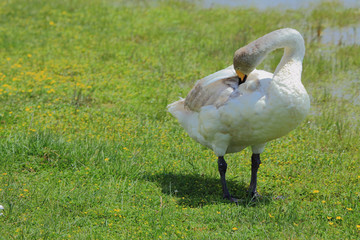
<box><xmin>168</xmin><ymin>28</ymin><xmax>310</xmax><ymax>157</ymax></box>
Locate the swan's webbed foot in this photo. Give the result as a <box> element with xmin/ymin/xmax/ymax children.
<box><xmin>249</xmin><ymin>190</ymin><xmax>262</xmax><ymax>201</ymax></box>
<box><xmin>224</xmin><ymin>195</ymin><xmax>239</xmax><ymax>204</ymax></box>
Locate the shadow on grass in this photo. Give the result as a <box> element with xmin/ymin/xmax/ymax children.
<box><xmin>144</xmin><ymin>172</ymin><xmax>272</xmax><ymax>207</ymax></box>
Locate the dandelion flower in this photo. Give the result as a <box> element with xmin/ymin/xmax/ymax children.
<box><xmin>232</xmin><ymin>227</ymin><xmax>238</xmax><ymax>231</ymax></box>
<box><xmin>312</xmin><ymin>190</ymin><xmax>319</xmax><ymax>194</ymax></box>
<box><xmin>336</xmin><ymin>216</ymin><xmax>342</xmax><ymax>220</ymax></box>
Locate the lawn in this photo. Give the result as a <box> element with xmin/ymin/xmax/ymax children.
<box><xmin>0</xmin><ymin>0</ymin><xmax>359</xmax><ymax>238</ymax></box>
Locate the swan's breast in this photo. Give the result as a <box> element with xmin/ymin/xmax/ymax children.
<box><xmin>218</xmin><ymin>80</ymin><xmax>309</xmax><ymax>148</ymax></box>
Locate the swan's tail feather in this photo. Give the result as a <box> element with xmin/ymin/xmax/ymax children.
<box><xmin>167</xmin><ymin>99</ymin><xmax>205</xmax><ymax>144</ymax></box>
<box><xmin>167</xmin><ymin>98</ymin><xmax>189</xmax><ymax>123</ymax></box>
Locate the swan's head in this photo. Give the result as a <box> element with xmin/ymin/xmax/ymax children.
<box><xmin>233</xmin><ymin>46</ymin><xmax>261</xmax><ymax>84</ymax></box>
<box><xmin>234</xmin><ymin>28</ymin><xmax>306</xmax><ymax>83</ymax></box>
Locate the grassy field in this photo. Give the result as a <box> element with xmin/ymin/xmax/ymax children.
<box><xmin>0</xmin><ymin>0</ymin><xmax>359</xmax><ymax>238</ymax></box>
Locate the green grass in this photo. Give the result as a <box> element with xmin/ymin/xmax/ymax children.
<box><xmin>0</xmin><ymin>0</ymin><xmax>359</xmax><ymax>238</ymax></box>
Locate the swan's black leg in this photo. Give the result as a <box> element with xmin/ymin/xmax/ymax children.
<box><xmin>249</xmin><ymin>153</ymin><xmax>261</xmax><ymax>198</ymax></box>
<box><xmin>218</xmin><ymin>156</ymin><xmax>237</xmax><ymax>203</ymax></box>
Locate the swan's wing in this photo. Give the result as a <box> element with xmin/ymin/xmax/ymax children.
<box><xmin>185</xmin><ymin>65</ymin><xmax>239</xmax><ymax>111</ymax></box>
<box><xmin>200</xmin><ymin>65</ymin><xmax>237</xmax><ymax>87</ymax></box>
<box><xmin>184</xmin><ymin>66</ymin><xmax>273</xmax><ymax>111</ymax></box>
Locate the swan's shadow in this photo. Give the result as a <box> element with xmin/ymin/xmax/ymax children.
<box><xmin>144</xmin><ymin>172</ymin><xmax>271</xmax><ymax>207</ymax></box>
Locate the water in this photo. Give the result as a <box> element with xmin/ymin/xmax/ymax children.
<box><xmin>331</xmin><ymin>79</ymin><xmax>360</xmax><ymax>106</ymax></box>
<box><xmin>203</xmin><ymin>0</ymin><xmax>360</xmax><ymax>10</ymax></box>
<box><xmin>202</xmin><ymin>0</ymin><xmax>360</xmax><ymax>45</ymax></box>
<box><xmin>321</xmin><ymin>26</ymin><xmax>360</xmax><ymax>45</ymax></box>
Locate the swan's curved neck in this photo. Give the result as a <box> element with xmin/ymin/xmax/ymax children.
<box><xmin>270</xmin><ymin>29</ymin><xmax>305</xmax><ymax>83</ymax></box>
<box><xmin>234</xmin><ymin>28</ymin><xmax>305</xmax><ymax>83</ymax></box>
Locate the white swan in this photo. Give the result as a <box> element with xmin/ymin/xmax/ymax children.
<box><xmin>168</xmin><ymin>28</ymin><xmax>310</xmax><ymax>202</ymax></box>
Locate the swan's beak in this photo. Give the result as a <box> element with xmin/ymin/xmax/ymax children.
<box><xmin>236</xmin><ymin>70</ymin><xmax>247</xmax><ymax>84</ymax></box>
